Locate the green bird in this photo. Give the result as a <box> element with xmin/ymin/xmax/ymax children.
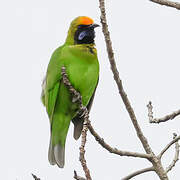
<box><xmin>41</xmin><ymin>16</ymin><xmax>99</xmax><ymax>168</ymax></box>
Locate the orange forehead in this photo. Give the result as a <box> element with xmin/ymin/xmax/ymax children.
<box><xmin>79</xmin><ymin>17</ymin><xmax>94</xmax><ymax>25</ymax></box>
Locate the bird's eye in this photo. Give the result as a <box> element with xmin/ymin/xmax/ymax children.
<box><xmin>74</xmin><ymin>24</ymin><xmax>95</xmax><ymax>44</ymax></box>
<box><xmin>78</xmin><ymin>31</ymin><xmax>87</xmax><ymax>40</ymax></box>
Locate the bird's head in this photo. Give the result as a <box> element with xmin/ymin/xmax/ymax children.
<box><xmin>65</xmin><ymin>16</ymin><xmax>99</xmax><ymax>45</ymax></box>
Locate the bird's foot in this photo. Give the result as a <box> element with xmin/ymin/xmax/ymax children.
<box><xmin>78</xmin><ymin>106</ymin><xmax>89</xmax><ymax>119</ymax></box>
<box><xmin>72</xmin><ymin>91</ymin><xmax>81</xmax><ymax>103</ymax></box>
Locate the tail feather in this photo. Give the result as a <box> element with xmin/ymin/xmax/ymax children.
<box><xmin>54</xmin><ymin>144</ymin><xmax>65</xmax><ymax>168</ymax></box>
<box><xmin>48</xmin><ymin>136</ymin><xmax>65</xmax><ymax>168</ymax></box>
<box><xmin>48</xmin><ymin>137</ymin><xmax>56</xmax><ymax>165</ymax></box>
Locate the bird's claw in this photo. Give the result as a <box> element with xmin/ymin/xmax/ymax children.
<box><xmin>78</xmin><ymin>107</ymin><xmax>88</xmax><ymax>119</ymax></box>
<box><xmin>72</xmin><ymin>92</ymin><xmax>81</xmax><ymax>103</ymax></box>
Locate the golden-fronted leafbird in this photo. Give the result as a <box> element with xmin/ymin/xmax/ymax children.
<box><xmin>41</xmin><ymin>16</ymin><xmax>99</xmax><ymax>168</ymax></box>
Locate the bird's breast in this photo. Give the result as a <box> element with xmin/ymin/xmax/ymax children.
<box><xmin>61</xmin><ymin>45</ymin><xmax>99</xmax><ymax>106</ymax></box>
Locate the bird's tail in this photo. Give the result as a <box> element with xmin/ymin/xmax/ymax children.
<box><xmin>48</xmin><ymin>113</ymin><xmax>71</xmax><ymax>168</ymax></box>
<box><xmin>48</xmin><ymin>136</ymin><xmax>65</xmax><ymax>168</ymax></box>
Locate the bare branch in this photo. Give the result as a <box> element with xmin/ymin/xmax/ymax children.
<box><xmin>147</xmin><ymin>101</ymin><xmax>180</xmax><ymax>124</ymax></box>
<box><xmin>159</xmin><ymin>134</ymin><xmax>180</xmax><ymax>158</ymax></box>
<box><xmin>87</xmin><ymin>120</ymin><xmax>152</xmax><ymax>159</ymax></box>
<box><xmin>98</xmin><ymin>1</ymin><xmax>169</xmax><ymax>179</ymax></box>
<box><xmin>32</xmin><ymin>174</ymin><xmax>40</xmax><ymax>180</ymax></box>
<box><xmin>79</xmin><ymin>117</ymin><xmax>92</xmax><ymax>180</ymax></box>
<box><xmin>150</xmin><ymin>0</ymin><xmax>180</xmax><ymax>10</ymax></box>
<box><xmin>74</xmin><ymin>171</ymin><xmax>86</xmax><ymax>180</ymax></box>
<box><xmin>147</xmin><ymin>101</ymin><xmax>154</xmax><ymax>123</ymax></box>
<box><xmin>99</xmin><ymin>0</ymin><xmax>153</xmax><ymax>156</ymax></box>
<box><xmin>121</xmin><ymin>167</ymin><xmax>155</xmax><ymax>180</ymax></box>
<box><xmin>166</xmin><ymin>134</ymin><xmax>180</xmax><ymax>173</ymax></box>
<box><xmin>61</xmin><ymin>67</ymin><xmax>92</xmax><ymax>180</ymax></box>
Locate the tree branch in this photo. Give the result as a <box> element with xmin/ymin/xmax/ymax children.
<box><xmin>99</xmin><ymin>0</ymin><xmax>153</xmax><ymax>157</ymax></box>
<box><xmin>79</xmin><ymin>117</ymin><xmax>91</xmax><ymax>180</ymax></box>
<box><xmin>147</xmin><ymin>101</ymin><xmax>180</xmax><ymax>124</ymax></box>
<box><xmin>98</xmin><ymin>0</ymin><xmax>169</xmax><ymax>179</ymax></box>
<box><xmin>158</xmin><ymin>134</ymin><xmax>180</xmax><ymax>158</ymax></box>
<box><xmin>61</xmin><ymin>67</ymin><xmax>92</xmax><ymax>180</ymax></box>
<box><xmin>121</xmin><ymin>167</ymin><xmax>155</xmax><ymax>180</ymax></box>
<box><xmin>166</xmin><ymin>135</ymin><xmax>180</xmax><ymax>173</ymax></box>
<box><xmin>150</xmin><ymin>0</ymin><xmax>180</xmax><ymax>10</ymax></box>
<box><xmin>87</xmin><ymin>120</ymin><xmax>152</xmax><ymax>159</ymax></box>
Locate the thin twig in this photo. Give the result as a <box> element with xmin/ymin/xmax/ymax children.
<box><xmin>147</xmin><ymin>101</ymin><xmax>154</xmax><ymax>123</ymax></box>
<box><xmin>158</xmin><ymin>134</ymin><xmax>180</xmax><ymax>158</ymax></box>
<box><xmin>32</xmin><ymin>174</ymin><xmax>41</xmax><ymax>180</ymax></box>
<box><xmin>61</xmin><ymin>67</ymin><xmax>92</xmax><ymax>180</ymax></box>
<box><xmin>79</xmin><ymin>117</ymin><xmax>92</xmax><ymax>180</ymax></box>
<box><xmin>147</xmin><ymin>101</ymin><xmax>180</xmax><ymax>124</ymax></box>
<box><xmin>165</xmin><ymin>134</ymin><xmax>180</xmax><ymax>173</ymax></box>
<box><xmin>150</xmin><ymin>0</ymin><xmax>180</xmax><ymax>10</ymax></box>
<box><xmin>166</xmin><ymin>142</ymin><xmax>180</xmax><ymax>173</ymax></box>
<box><xmin>87</xmin><ymin>120</ymin><xmax>152</xmax><ymax>159</ymax></box>
<box><xmin>121</xmin><ymin>167</ymin><xmax>155</xmax><ymax>180</ymax></box>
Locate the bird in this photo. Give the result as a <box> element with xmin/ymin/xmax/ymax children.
<box><xmin>41</xmin><ymin>16</ymin><xmax>99</xmax><ymax>168</ymax></box>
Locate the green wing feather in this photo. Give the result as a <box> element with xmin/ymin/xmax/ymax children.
<box><xmin>46</xmin><ymin>83</ymin><xmax>60</xmax><ymax>119</ymax></box>
<box><xmin>41</xmin><ymin>46</ymin><xmax>63</xmax><ymax>120</ymax></box>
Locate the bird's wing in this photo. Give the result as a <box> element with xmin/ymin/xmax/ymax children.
<box><xmin>41</xmin><ymin>71</ymin><xmax>61</xmax><ymax>120</ymax></box>
<box><xmin>44</xmin><ymin>46</ymin><xmax>63</xmax><ymax>120</ymax></box>
<box><xmin>46</xmin><ymin>82</ymin><xmax>60</xmax><ymax>120</ymax></box>
<box><xmin>41</xmin><ymin>75</ymin><xmax>60</xmax><ymax>120</ymax></box>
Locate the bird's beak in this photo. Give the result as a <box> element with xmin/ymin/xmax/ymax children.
<box><xmin>89</xmin><ymin>23</ymin><xmax>100</xmax><ymax>29</ymax></box>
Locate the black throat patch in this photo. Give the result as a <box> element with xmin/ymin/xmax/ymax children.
<box><xmin>74</xmin><ymin>25</ymin><xmax>95</xmax><ymax>44</ymax></box>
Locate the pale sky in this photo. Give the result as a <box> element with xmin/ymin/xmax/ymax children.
<box><xmin>1</xmin><ymin>0</ymin><xmax>180</xmax><ymax>179</ymax></box>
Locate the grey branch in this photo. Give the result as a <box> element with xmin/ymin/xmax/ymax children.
<box><xmin>147</xmin><ymin>101</ymin><xmax>180</xmax><ymax>124</ymax></box>
<box><xmin>79</xmin><ymin>117</ymin><xmax>92</xmax><ymax>180</ymax></box>
<box><xmin>121</xmin><ymin>167</ymin><xmax>155</xmax><ymax>180</ymax></box>
<box><xmin>61</xmin><ymin>67</ymin><xmax>92</xmax><ymax>180</ymax></box>
<box><xmin>99</xmin><ymin>0</ymin><xmax>152</xmax><ymax>157</ymax></box>
<box><xmin>159</xmin><ymin>134</ymin><xmax>180</xmax><ymax>158</ymax></box>
<box><xmin>150</xmin><ymin>0</ymin><xmax>180</xmax><ymax>10</ymax></box>
<box><xmin>87</xmin><ymin>120</ymin><xmax>152</xmax><ymax>159</ymax></box>
<box><xmin>99</xmin><ymin>0</ymin><xmax>171</xmax><ymax>179</ymax></box>
<box><xmin>166</xmin><ymin>134</ymin><xmax>180</xmax><ymax>173</ymax></box>
<box><xmin>147</xmin><ymin>101</ymin><xmax>154</xmax><ymax>123</ymax></box>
